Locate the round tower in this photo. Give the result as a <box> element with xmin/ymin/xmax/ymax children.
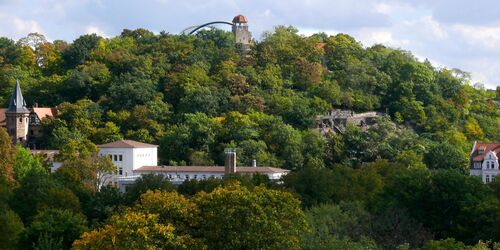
<box><xmin>232</xmin><ymin>15</ymin><xmax>252</xmax><ymax>51</ymax></box>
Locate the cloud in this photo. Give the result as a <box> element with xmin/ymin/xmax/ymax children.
<box><xmin>452</xmin><ymin>24</ymin><xmax>500</xmax><ymax>50</ymax></box>
<box><xmin>85</xmin><ymin>25</ymin><xmax>108</xmax><ymax>37</ymax></box>
<box><xmin>0</xmin><ymin>0</ymin><xmax>498</xmax><ymax>88</ymax></box>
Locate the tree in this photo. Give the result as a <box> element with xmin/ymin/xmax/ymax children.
<box><xmin>0</xmin><ymin>208</ymin><xmax>24</xmax><ymax>249</ymax></box>
<box><xmin>0</xmin><ymin>128</ymin><xmax>15</xmax><ymax>187</ymax></box>
<box><xmin>84</xmin><ymin>186</ymin><xmax>125</xmax><ymax>226</ymax></box>
<box><xmin>194</xmin><ymin>182</ymin><xmax>309</xmax><ymax>250</ymax></box>
<box><xmin>14</xmin><ymin>146</ymin><xmax>47</xmax><ymax>182</ymax></box>
<box><xmin>57</xmin><ymin>155</ymin><xmax>116</xmax><ymax>193</ymax></box>
<box><xmin>124</xmin><ymin>174</ymin><xmax>176</xmax><ymax>204</ymax></box>
<box><xmin>134</xmin><ymin>190</ymin><xmax>197</xmax><ymax>235</ymax></box>
<box><xmin>19</xmin><ymin>209</ymin><xmax>87</xmax><ymax>250</ymax></box>
<box><xmin>62</xmin><ymin>34</ymin><xmax>101</xmax><ymax>68</ymax></box>
<box><xmin>424</xmin><ymin>142</ymin><xmax>468</xmax><ymax>172</ymax></box>
<box><xmin>72</xmin><ymin>211</ymin><xmax>203</xmax><ymax>250</ymax></box>
<box><xmin>302</xmin><ymin>202</ymin><xmax>371</xmax><ymax>246</ymax></box>
<box><xmin>10</xmin><ymin>169</ymin><xmax>55</xmax><ymax>222</ymax></box>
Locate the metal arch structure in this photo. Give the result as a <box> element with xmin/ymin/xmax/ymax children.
<box><xmin>182</xmin><ymin>21</ymin><xmax>234</xmax><ymax>35</ymax></box>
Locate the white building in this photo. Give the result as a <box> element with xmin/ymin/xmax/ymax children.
<box><xmin>116</xmin><ymin>150</ymin><xmax>290</xmax><ymax>192</ymax></box>
<box><xmin>470</xmin><ymin>141</ymin><xmax>500</xmax><ymax>183</ymax></box>
<box><xmin>98</xmin><ymin>140</ymin><xmax>158</xmax><ymax>178</ymax></box>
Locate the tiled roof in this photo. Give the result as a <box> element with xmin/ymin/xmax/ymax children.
<box><xmin>471</xmin><ymin>142</ymin><xmax>500</xmax><ymax>162</ymax></box>
<box><xmin>99</xmin><ymin>140</ymin><xmax>158</xmax><ymax>148</ymax></box>
<box><xmin>232</xmin><ymin>15</ymin><xmax>248</xmax><ymax>23</ymax></box>
<box><xmin>32</xmin><ymin>108</ymin><xmax>57</xmax><ymax>119</ymax></box>
<box><xmin>135</xmin><ymin>165</ymin><xmax>289</xmax><ymax>174</ymax></box>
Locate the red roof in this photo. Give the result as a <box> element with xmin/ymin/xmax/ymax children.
<box><xmin>32</xmin><ymin>107</ymin><xmax>57</xmax><ymax>120</ymax></box>
<box><xmin>471</xmin><ymin>142</ymin><xmax>500</xmax><ymax>162</ymax></box>
<box><xmin>135</xmin><ymin>166</ymin><xmax>289</xmax><ymax>174</ymax></box>
<box><xmin>0</xmin><ymin>107</ymin><xmax>56</xmax><ymax>126</ymax></box>
<box><xmin>99</xmin><ymin>140</ymin><xmax>158</xmax><ymax>148</ymax></box>
<box><xmin>232</xmin><ymin>15</ymin><xmax>248</xmax><ymax>23</ymax></box>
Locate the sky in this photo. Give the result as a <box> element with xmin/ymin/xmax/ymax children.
<box><xmin>0</xmin><ymin>0</ymin><xmax>499</xmax><ymax>89</ymax></box>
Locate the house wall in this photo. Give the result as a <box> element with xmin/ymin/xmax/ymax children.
<box><xmin>132</xmin><ymin>147</ymin><xmax>158</xmax><ymax>170</ymax></box>
<box><xmin>100</xmin><ymin>148</ymin><xmax>133</xmax><ymax>177</ymax></box>
<box><xmin>470</xmin><ymin>151</ymin><xmax>499</xmax><ymax>183</ymax></box>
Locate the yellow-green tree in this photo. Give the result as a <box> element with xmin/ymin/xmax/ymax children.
<box><xmin>72</xmin><ymin>212</ymin><xmax>204</xmax><ymax>250</ymax></box>
<box><xmin>194</xmin><ymin>182</ymin><xmax>309</xmax><ymax>250</ymax></box>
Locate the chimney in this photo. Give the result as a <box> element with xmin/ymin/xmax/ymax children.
<box><xmin>252</xmin><ymin>159</ymin><xmax>257</xmax><ymax>167</ymax></box>
<box><xmin>224</xmin><ymin>149</ymin><xmax>237</xmax><ymax>174</ymax></box>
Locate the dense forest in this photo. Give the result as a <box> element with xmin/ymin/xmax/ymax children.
<box><xmin>0</xmin><ymin>26</ymin><xmax>499</xmax><ymax>249</ymax></box>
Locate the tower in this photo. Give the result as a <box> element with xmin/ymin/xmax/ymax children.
<box><xmin>6</xmin><ymin>80</ymin><xmax>30</xmax><ymax>145</ymax></box>
<box><xmin>232</xmin><ymin>15</ymin><xmax>252</xmax><ymax>51</ymax></box>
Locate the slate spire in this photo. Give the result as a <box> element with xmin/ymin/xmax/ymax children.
<box><xmin>7</xmin><ymin>80</ymin><xmax>30</xmax><ymax>113</ymax></box>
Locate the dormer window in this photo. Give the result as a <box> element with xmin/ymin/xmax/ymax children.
<box><xmin>478</xmin><ymin>149</ymin><xmax>484</xmax><ymax>155</ymax></box>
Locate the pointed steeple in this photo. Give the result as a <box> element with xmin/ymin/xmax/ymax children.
<box><xmin>7</xmin><ymin>80</ymin><xmax>30</xmax><ymax>113</ymax></box>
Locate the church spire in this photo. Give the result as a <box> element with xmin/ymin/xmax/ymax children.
<box><xmin>7</xmin><ymin>80</ymin><xmax>29</xmax><ymax>113</ymax></box>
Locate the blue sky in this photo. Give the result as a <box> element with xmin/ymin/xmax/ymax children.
<box><xmin>1</xmin><ymin>0</ymin><xmax>499</xmax><ymax>89</ymax></box>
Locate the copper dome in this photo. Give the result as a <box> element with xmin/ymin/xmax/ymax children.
<box><xmin>232</xmin><ymin>15</ymin><xmax>248</xmax><ymax>23</ymax></box>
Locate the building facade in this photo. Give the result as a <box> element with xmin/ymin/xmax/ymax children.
<box><xmin>232</xmin><ymin>15</ymin><xmax>252</xmax><ymax>51</ymax></box>
<box><xmin>1</xmin><ymin>80</ymin><xmax>57</xmax><ymax>147</ymax></box>
<box><xmin>98</xmin><ymin>140</ymin><xmax>159</xmax><ymax>178</ymax></box>
<box><xmin>470</xmin><ymin>141</ymin><xmax>500</xmax><ymax>183</ymax></box>
<box><xmin>95</xmin><ymin>140</ymin><xmax>290</xmax><ymax>191</ymax></box>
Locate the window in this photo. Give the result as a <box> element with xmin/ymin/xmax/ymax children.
<box><xmin>108</xmin><ymin>155</ymin><xmax>112</xmax><ymax>160</ymax></box>
<box><xmin>486</xmin><ymin>162</ymin><xmax>490</xmax><ymax>169</ymax></box>
<box><xmin>119</xmin><ymin>155</ymin><xmax>123</xmax><ymax>161</ymax></box>
<box><xmin>486</xmin><ymin>175</ymin><xmax>490</xmax><ymax>183</ymax></box>
<box><xmin>118</xmin><ymin>167</ymin><xmax>123</xmax><ymax>175</ymax></box>
<box><xmin>19</xmin><ymin>117</ymin><xmax>22</xmax><ymax>123</ymax></box>
<box><xmin>177</xmin><ymin>175</ymin><xmax>181</xmax><ymax>179</ymax></box>
<box><xmin>202</xmin><ymin>175</ymin><xmax>206</xmax><ymax>179</ymax></box>
<box><xmin>185</xmin><ymin>175</ymin><xmax>189</xmax><ymax>179</ymax></box>
<box><xmin>114</xmin><ymin>155</ymin><xmax>118</xmax><ymax>161</ymax></box>
<box><xmin>474</xmin><ymin>162</ymin><xmax>481</xmax><ymax>169</ymax></box>
<box><xmin>194</xmin><ymin>175</ymin><xmax>198</xmax><ymax>179</ymax></box>
<box><xmin>478</xmin><ymin>149</ymin><xmax>484</xmax><ymax>155</ymax></box>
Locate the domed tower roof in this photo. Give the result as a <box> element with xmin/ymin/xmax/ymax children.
<box><xmin>232</xmin><ymin>15</ymin><xmax>248</xmax><ymax>24</ymax></box>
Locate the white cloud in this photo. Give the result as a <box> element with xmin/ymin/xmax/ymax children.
<box><xmin>13</xmin><ymin>18</ymin><xmax>44</xmax><ymax>35</ymax></box>
<box><xmin>85</xmin><ymin>25</ymin><xmax>107</xmax><ymax>37</ymax></box>
<box><xmin>374</xmin><ymin>2</ymin><xmax>392</xmax><ymax>14</ymax></box>
<box><xmin>356</xmin><ymin>29</ymin><xmax>409</xmax><ymax>47</ymax></box>
<box><xmin>452</xmin><ymin>24</ymin><xmax>500</xmax><ymax>50</ymax></box>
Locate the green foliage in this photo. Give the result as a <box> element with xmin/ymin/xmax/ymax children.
<box><xmin>20</xmin><ymin>209</ymin><xmax>87</xmax><ymax>250</ymax></box>
<box><xmin>0</xmin><ymin>208</ymin><xmax>24</xmax><ymax>249</ymax></box>
<box><xmin>194</xmin><ymin>182</ymin><xmax>309</xmax><ymax>250</ymax></box>
<box><xmin>2</xmin><ymin>26</ymin><xmax>500</xmax><ymax>249</ymax></box>
<box><xmin>14</xmin><ymin>146</ymin><xmax>47</xmax><ymax>182</ymax></box>
<box><xmin>124</xmin><ymin>174</ymin><xmax>176</xmax><ymax>204</ymax></box>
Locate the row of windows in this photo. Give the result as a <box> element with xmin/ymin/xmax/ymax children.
<box><xmin>137</xmin><ymin>153</ymin><xmax>151</xmax><ymax>158</ymax></box>
<box><xmin>485</xmin><ymin>174</ymin><xmax>497</xmax><ymax>183</ymax></box>
<box><xmin>107</xmin><ymin>154</ymin><xmax>123</xmax><ymax>162</ymax></box>
<box><xmin>165</xmin><ymin>174</ymin><xmax>220</xmax><ymax>180</ymax></box>
<box><xmin>485</xmin><ymin>161</ymin><xmax>497</xmax><ymax>169</ymax></box>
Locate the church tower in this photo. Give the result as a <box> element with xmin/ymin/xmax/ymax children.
<box><xmin>232</xmin><ymin>15</ymin><xmax>252</xmax><ymax>52</ymax></box>
<box><xmin>6</xmin><ymin>80</ymin><xmax>30</xmax><ymax>145</ymax></box>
